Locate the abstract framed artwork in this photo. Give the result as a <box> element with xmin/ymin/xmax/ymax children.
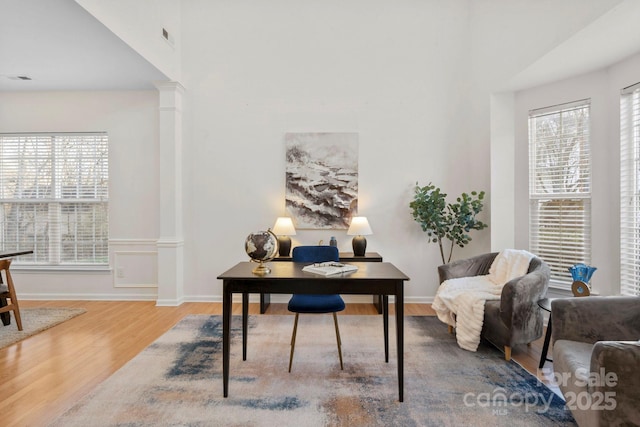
<box><xmin>285</xmin><ymin>132</ymin><xmax>358</xmax><ymax>229</ymax></box>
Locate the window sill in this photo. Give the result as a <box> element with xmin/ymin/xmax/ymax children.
<box><xmin>10</xmin><ymin>264</ymin><xmax>111</xmax><ymax>273</ymax></box>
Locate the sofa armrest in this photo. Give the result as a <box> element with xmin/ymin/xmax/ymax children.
<box><xmin>499</xmin><ymin>260</ymin><xmax>550</xmax><ymax>327</ymax></box>
<box><xmin>552</xmin><ymin>296</ymin><xmax>640</xmax><ymax>345</ymax></box>
<box><xmin>437</xmin><ymin>252</ymin><xmax>498</xmax><ymax>284</ymax></box>
<box><xmin>590</xmin><ymin>341</ymin><xmax>640</xmax><ymax>425</ymax></box>
<box><xmin>591</xmin><ymin>341</ymin><xmax>640</xmax><ymax>378</ymax></box>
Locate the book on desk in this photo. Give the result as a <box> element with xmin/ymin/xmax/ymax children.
<box><xmin>302</xmin><ymin>262</ymin><xmax>358</xmax><ymax>276</ymax></box>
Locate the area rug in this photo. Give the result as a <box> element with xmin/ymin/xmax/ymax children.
<box><xmin>0</xmin><ymin>307</ymin><xmax>86</xmax><ymax>349</ymax></box>
<box><xmin>50</xmin><ymin>315</ymin><xmax>575</xmax><ymax>426</ymax></box>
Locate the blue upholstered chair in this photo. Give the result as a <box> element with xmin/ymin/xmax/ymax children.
<box><xmin>288</xmin><ymin>246</ymin><xmax>345</xmax><ymax>372</ymax></box>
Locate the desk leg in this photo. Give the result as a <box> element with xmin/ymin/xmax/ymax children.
<box><xmin>538</xmin><ymin>317</ymin><xmax>553</xmax><ymax>369</ymax></box>
<box><xmin>242</xmin><ymin>292</ymin><xmax>249</xmax><ymax>361</ymax></box>
<box><xmin>260</xmin><ymin>292</ymin><xmax>270</xmax><ymax>314</ymax></box>
<box><xmin>395</xmin><ymin>284</ymin><xmax>404</xmax><ymax>402</ymax></box>
<box><xmin>222</xmin><ymin>283</ymin><xmax>232</xmax><ymax>398</ymax></box>
<box><xmin>383</xmin><ymin>295</ymin><xmax>389</xmax><ymax>363</ymax></box>
<box><xmin>373</xmin><ymin>295</ymin><xmax>383</xmax><ymax>314</ymax></box>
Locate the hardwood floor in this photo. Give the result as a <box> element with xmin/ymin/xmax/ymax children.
<box><xmin>0</xmin><ymin>300</ymin><xmax>556</xmax><ymax>427</ymax></box>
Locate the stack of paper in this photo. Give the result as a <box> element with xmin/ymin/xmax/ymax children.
<box><xmin>302</xmin><ymin>262</ymin><xmax>358</xmax><ymax>276</ymax></box>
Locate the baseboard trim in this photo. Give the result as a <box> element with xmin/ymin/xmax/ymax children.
<box><xmin>20</xmin><ymin>293</ymin><xmax>157</xmax><ymax>301</ymax></box>
<box><xmin>19</xmin><ymin>293</ymin><xmax>434</xmax><ymax>305</ymax></box>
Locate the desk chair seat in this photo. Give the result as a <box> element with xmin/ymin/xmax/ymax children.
<box><xmin>288</xmin><ymin>294</ymin><xmax>345</xmax><ymax>313</ymax></box>
<box><xmin>288</xmin><ymin>246</ymin><xmax>345</xmax><ymax>372</ymax></box>
<box><xmin>0</xmin><ymin>259</ymin><xmax>22</xmax><ymax>331</ymax></box>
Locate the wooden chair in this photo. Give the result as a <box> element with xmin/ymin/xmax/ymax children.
<box><xmin>288</xmin><ymin>246</ymin><xmax>345</xmax><ymax>372</ymax></box>
<box><xmin>0</xmin><ymin>259</ymin><xmax>23</xmax><ymax>331</ymax></box>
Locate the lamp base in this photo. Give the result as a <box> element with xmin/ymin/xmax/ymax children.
<box><xmin>352</xmin><ymin>235</ymin><xmax>367</xmax><ymax>257</ymax></box>
<box><xmin>278</xmin><ymin>236</ymin><xmax>292</xmax><ymax>257</ymax></box>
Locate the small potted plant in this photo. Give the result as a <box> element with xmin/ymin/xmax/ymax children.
<box><xmin>410</xmin><ymin>182</ymin><xmax>487</xmax><ymax>264</ymax></box>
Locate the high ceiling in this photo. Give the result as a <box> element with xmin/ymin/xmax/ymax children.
<box><xmin>2</xmin><ymin>1</ymin><xmax>639</xmax><ymax>93</ymax></box>
<box><xmin>0</xmin><ymin>0</ymin><xmax>167</xmax><ymax>91</ymax></box>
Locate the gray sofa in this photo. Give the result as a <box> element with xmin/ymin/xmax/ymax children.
<box><xmin>551</xmin><ymin>296</ymin><xmax>640</xmax><ymax>427</ymax></box>
<box><xmin>437</xmin><ymin>252</ymin><xmax>551</xmax><ymax>360</ymax></box>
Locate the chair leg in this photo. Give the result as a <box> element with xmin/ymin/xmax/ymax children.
<box><xmin>504</xmin><ymin>346</ymin><xmax>511</xmax><ymax>361</ymax></box>
<box><xmin>288</xmin><ymin>313</ymin><xmax>299</xmax><ymax>372</ymax></box>
<box><xmin>332</xmin><ymin>313</ymin><xmax>344</xmax><ymax>370</ymax></box>
<box><xmin>3</xmin><ymin>266</ymin><xmax>22</xmax><ymax>331</ymax></box>
<box><xmin>0</xmin><ymin>297</ymin><xmax>10</xmax><ymax>326</ymax></box>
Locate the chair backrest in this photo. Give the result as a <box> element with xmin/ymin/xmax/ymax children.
<box><xmin>292</xmin><ymin>246</ymin><xmax>339</xmax><ymax>263</ymax></box>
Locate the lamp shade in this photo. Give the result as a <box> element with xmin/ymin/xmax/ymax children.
<box><xmin>347</xmin><ymin>216</ymin><xmax>373</xmax><ymax>236</ymax></box>
<box><xmin>272</xmin><ymin>217</ymin><xmax>297</xmax><ymax>236</ymax></box>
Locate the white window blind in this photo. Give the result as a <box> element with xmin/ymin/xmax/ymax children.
<box><xmin>620</xmin><ymin>83</ymin><xmax>640</xmax><ymax>296</ymax></box>
<box><xmin>0</xmin><ymin>133</ymin><xmax>109</xmax><ymax>266</ymax></box>
<box><xmin>529</xmin><ymin>99</ymin><xmax>591</xmax><ymax>289</ymax></box>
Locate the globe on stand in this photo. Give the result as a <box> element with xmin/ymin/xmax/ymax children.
<box><xmin>245</xmin><ymin>229</ymin><xmax>279</xmax><ymax>276</ymax></box>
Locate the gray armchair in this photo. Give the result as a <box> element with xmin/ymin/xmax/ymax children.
<box><xmin>552</xmin><ymin>296</ymin><xmax>640</xmax><ymax>427</ymax></box>
<box><xmin>437</xmin><ymin>252</ymin><xmax>550</xmax><ymax>360</ymax></box>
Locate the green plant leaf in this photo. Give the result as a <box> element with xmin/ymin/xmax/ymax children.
<box><xmin>410</xmin><ymin>182</ymin><xmax>487</xmax><ymax>264</ymax></box>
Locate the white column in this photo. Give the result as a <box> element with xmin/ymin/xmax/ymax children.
<box><xmin>155</xmin><ymin>81</ymin><xmax>185</xmax><ymax>306</ymax></box>
<box><xmin>490</xmin><ymin>91</ymin><xmax>516</xmax><ymax>251</ymax></box>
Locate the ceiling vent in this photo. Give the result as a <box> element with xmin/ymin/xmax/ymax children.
<box><xmin>162</xmin><ymin>28</ymin><xmax>175</xmax><ymax>47</ymax></box>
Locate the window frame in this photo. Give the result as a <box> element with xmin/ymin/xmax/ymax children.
<box><xmin>528</xmin><ymin>99</ymin><xmax>592</xmax><ymax>290</ymax></box>
<box><xmin>620</xmin><ymin>83</ymin><xmax>640</xmax><ymax>296</ymax></box>
<box><xmin>0</xmin><ymin>132</ymin><xmax>109</xmax><ymax>269</ymax></box>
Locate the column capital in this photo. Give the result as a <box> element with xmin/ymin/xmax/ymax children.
<box><xmin>155</xmin><ymin>81</ymin><xmax>186</xmax><ymax>112</ymax></box>
<box><xmin>154</xmin><ymin>80</ymin><xmax>186</xmax><ymax>93</ymax></box>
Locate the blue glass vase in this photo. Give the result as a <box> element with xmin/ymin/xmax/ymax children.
<box><xmin>568</xmin><ymin>264</ymin><xmax>597</xmax><ymax>284</ymax></box>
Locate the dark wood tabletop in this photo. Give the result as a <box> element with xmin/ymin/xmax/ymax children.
<box><xmin>0</xmin><ymin>250</ymin><xmax>34</xmax><ymax>259</ymax></box>
<box><xmin>218</xmin><ymin>261</ymin><xmax>408</xmax><ymax>282</ymax></box>
<box><xmin>273</xmin><ymin>252</ymin><xmax>383</xmax><ymax>262</ymax></box>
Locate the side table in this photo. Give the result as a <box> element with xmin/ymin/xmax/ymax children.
<box><xmin>537</xmin><ymin>297</ymin><xmax>554</xmax><ymax>369</ymax></box>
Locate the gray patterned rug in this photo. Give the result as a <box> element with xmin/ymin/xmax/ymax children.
<box><xmin>0</xmin><ymin>307</ymin><xmax>86</xmax><ymax>349</ymax></box>
<box><xmin>51</xmin><ymin>315</ymin><xmax>575</xmax><ymax>426</ymax></box>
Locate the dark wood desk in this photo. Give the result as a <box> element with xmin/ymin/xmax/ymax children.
<box><xmin>0</xmin><ymin>249</ymin><xmax>33</xmax><ymax>326</ymax></box>
<box><xmin>217</xmin><ymin>261</ymin><xmax>410</xmax><ymax>402</ymax></box>
<box><xmin>262</xmin><ymin>252</ymin><xmax>384</xmax><ymax>313</ymax></box>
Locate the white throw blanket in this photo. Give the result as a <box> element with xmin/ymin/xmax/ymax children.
<box><xmin>432</xmin><ymin>249</ymin><xmax>535</xmax><ymax>352</ymax></box>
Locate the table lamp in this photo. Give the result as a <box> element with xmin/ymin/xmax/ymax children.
<box><xmin>347</xmin><ymin>216</ymin><xmax>372</xmax><ymax>256</ymax></box>
<box><xmin>272</xmin><ymin>217</ymin><xmax>296</xmax><ymax>256</ymax></box>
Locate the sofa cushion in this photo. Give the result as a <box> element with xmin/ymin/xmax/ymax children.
<box><xmin>553</xmin><ymin>340</ymin><xmax>593</xmax><ymax>392</ymax></box>
<box><xmin>553</xmin><ymin>340</ymin><xmax>594</xmax><ymax>427</ymax></box>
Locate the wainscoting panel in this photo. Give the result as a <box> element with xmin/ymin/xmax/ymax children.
<box><xmin>111</xmin><ymin>239</ymin><xmax>158</xmax><ymax>289</ymax></box>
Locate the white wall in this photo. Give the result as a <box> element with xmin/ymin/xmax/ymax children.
<box><xmin>514</xmin><ymin>51</ymin><xmax>640</xmax><ymax>296</ymax></box>
<box><xmin>0</xmin><ymin>91</ymin><xmax>160</xmax><ymax>299</ymax></box>
<box><xmin>180</xmin><ymin>0</ymin><xmax>480</xmax><ymax>303</ymax></box>
<box><xmin>76</xmin><ymin>0</ymin><xmax>182</xmax><ymax>82</ymax></box>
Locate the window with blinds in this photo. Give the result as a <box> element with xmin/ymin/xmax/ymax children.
<box><xmin>0</xmin><ymin>133</ymin><xmax>109</xmax><ymax>266</ymax></box>
<box><xmin>528</xmin><ymin>99</ymin><xmax>591</xmax><ymax>289</ymax></box>
<box><xmin>620</xmin><ymin>83</ymin><xmax>640</xmax><ymax>296</ymax></box>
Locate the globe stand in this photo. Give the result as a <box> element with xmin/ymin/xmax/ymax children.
<box><xmin>245</xmin><ymin>229</ymin><xmax>279</xmax><ymax>276</ymax></box>
<box><xmin>252</xmin><ymin>260</ymin><xmax>271</xmax><ymax>276</ymax></box>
